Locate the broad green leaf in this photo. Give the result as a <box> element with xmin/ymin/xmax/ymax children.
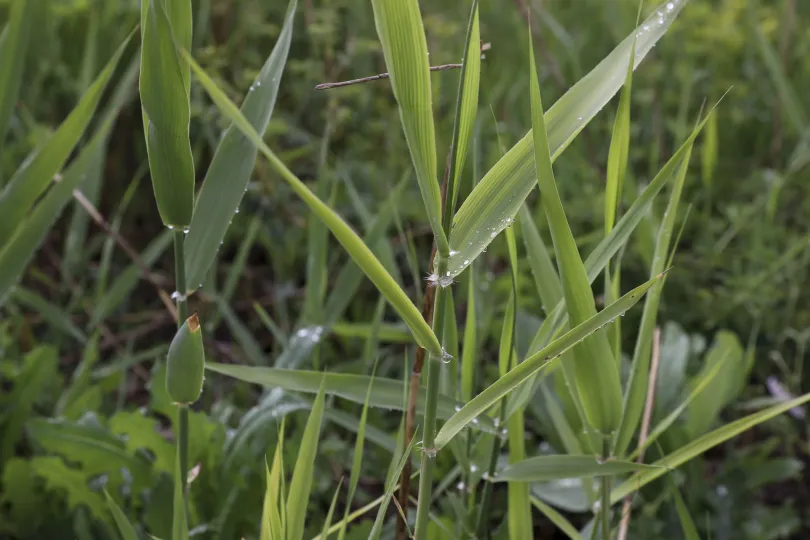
<box><xmin>140</xmin><ymin>0</ymin><xmax>195</xmax><ymax>227</ymax></box>
<box><xmin>368</xmin><ymin>435</ymin><xmax>417</xmax><ymax>540</ymax></box>
<box><xmin>604</xmin><ymin>8</ymin><xmax>638</xmax><ymax>235</ymax></box>
<box><xmin>205</xmin><ymin>362</ymin><xmax>496</xmax><ymax>432</ymax></box>
<box><xmin>30</xmin><ymin>457</ymin><xmax>109</xmax><ymax>526</ymax></box>
<box><xmin>26</xmin><ymin>418</ymin><xmax>153</xmax><ymax>493</ymax></box>
<box><xmin>531</xmin><ymin>497</ymin><xmax>582</xmax><ymax>540</ymax></box>
<box><xmin>494</xmin><ymin>455</ymin><xmax>660</xmax><ymax>483</ymax></box>
<box><xmin>434</xmin><ymin>273</ymin><xmax>663</xmax><ymax>449</ymax></box>
<box><xmin>528</xmin><ymin>35</ymin><xmax>621</xmax><ymax>434</ymax></box>
<box><xmin>611</xmin><ymin>392</ymin><xmax>810</xmax><ymax>502</ymax></box>
<box><xmin>0</xmin><ymin>117</ymin><xmax>116</xmax><ymax>305</ymax></box>
<box><xmin>0</xmin><ymin>33</ymin><xmax>131</xmax><ymax>248</ymax></box>
<box><xmin>615</xmin><ymin>140</ymin><xmax>694</xmax><ymax>457</ymax></box>
<box><xmin>105</xmin><ymin>490</ymin><xmax>138</xmax><ymax>540</ymax></box>
<box><xmin>0</xmin><ymin>0</ymin><xmax>36</xmax><ymax>144</ymax></box>
<box><xmin>171</xmin><ymin>442</ymin><xmax>188</xmax><ymax>540</ymax></box>
<box><xmin>183</xmin><ymin>50</ymin><xmax>442</xmax><ymax>356</ymax></box>
<box><xmin>369</xmin><ymin>0</ymin><xmax>448</xmax><ymax>253</ymax></box>
<box><xmin>286</xmin><ymin>381</ymin><xmax>326</xmax><ymax>540</ymax></box>
<box><xmin>627</xmin><ymin>348</ymin><xmax>730</xmax><ymax>461</ymax></box>
<box><xmin>684</xmin><ymin>331</ymin><xmax>744</xmax><ymax>438</ymax></box>
<box><xmin>445</xmin><ymin>0</ymin><xmax>481</xmax><ymax>216</ymax></box>
<box><xmin>184</xmin><ymin>0</ymin><xmax>297</xmax><ymax>290</ymax></box>
<box><xmin>11</xmin><ymin>287</ymin><xmax>87</xmax><ymax>343</ymax></box>
<box><xmin>446</xmin><ymin>0</ymin><xmax>688</xmax><ymax>277</ymax></box>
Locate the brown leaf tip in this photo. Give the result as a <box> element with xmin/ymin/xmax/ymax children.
<box><xmin>187</xmin><ymin>313</ymin><xmax>200</xmax><ymax>332</ymax></box>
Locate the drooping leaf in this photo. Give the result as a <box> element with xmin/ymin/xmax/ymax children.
<box><xmin>183</xmin><ymin>50</ymin><xmax>441</xmax><ymax>356</ymax></box>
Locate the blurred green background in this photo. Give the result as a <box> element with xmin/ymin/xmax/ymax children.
<box><xmin>2</xmin><ymin>0</ymin><xmax>810</xmax><ymax>538</ymax></box>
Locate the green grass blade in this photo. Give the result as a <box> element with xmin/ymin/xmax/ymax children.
<box><xmin>435</xmin><ymin>273</ymin><xmax>663</xmax><ymax>449</ymax></box>
<box><xmin>530</xmin><ymin>496</ymin><xmax>583</xmax><ymax>540</ymax></box>
<box><xmin>604</xmin><ymin>9</ymin><xmax>638</xmax><ymax>236</ymax></box>
<box><xmin>701</xmin><ymin>108</ymin><xmax>717</xmax><ymax>189</ymax></box>
<box><xmin>205</xmin><ymin>362</ymin><xmax>497</xmax><ymax>432</ymax></box>
<box><xmin>528</xmin><ymin>34</ymin><xmax>622</xmax><ymax>434</ymax></box>
<box><xmin>287</xmin><ymin>381</ymin><xmax>327</xmax><ymax>540</ymax></box>
<box><xmin>321</xmin><ymin>478</ymin><xmax>343</xmax><ymax>540</ymax></box>
<box><xmin>445</xmin><ymin>0</ymin><xmax>481</xmax><ymax>217</ymax></box>
<box><xmin>523</xmin><ymin>102</ymin><xmax>722</xmax><ymax>361</ymax></box>
<box><xmin>183</xmin><ymin>51</ymin><xmax>441</xmax><ymax>356</ymax></box>
<box><xmin>368</xmin><ymin>435</ymin><xmax>418</xmax><ymax>540</ymax></box>
<box><xmin>337</xmin><ymin>369</ymin><xmax>376</xmax><ymax>540</ymax></box>
<box><xmin>611</xmin><ymin>392</ymin><xmax>810</xmax><ymax>503</ymax></box>
<box><xmin>0</xmin><ymin>32</ymin><xmax>131</xmax><ymax>248</ymax></box>
<box><xmin>184</xmin><ymin>0</ymin><xmax>298</xmax><ymax>290</ymax></box>
<box><xmin>494</xmin><ymin>455</ymin><xmax>661</xmax><ymax>483</ymax></box>
<box><xmin>369</xmin><ymin>0</ymin><xmax>447</xmax><ymax>254</ymax></box>
<box><xmin>0</xmin><ymin>0</ymin><xmax>35</xmax><ymax>144</ymax></box>
<box><xmin>446</xmin><ymin>0</ymin><xmax>688</xmax><ymax>277</ymax></box>
<box><xmin>684</xmin><ymin>332</ymin><xmax>744</xmax><ymax>438</ymax></box>
<box><xmin>104</xmin><ymin>490</ymin><xmax>138</xmax><ymax>540</ymax></box>
<box><xmin>56</xmin><ymin>335</ymin><xmax>99</xmax><ymax>416</ymax></box>
<box><xmin>332</xmin><ymin>322</ymin><xmax>412</xmax><ymax>344</ymax></box>
<box><xmin>519</xmin><ymin>204</ymin><xmax>562</xmax><ymax>310</ymax></box>
<box><xmin>89</xmin><ymin>229</ymin><xmax>173</xmax><ymax>327</ymax></box>
<box><xmin>262</xmin><ymin>422</ymin><xmax>286</xmax><ymax>540</ymax></box>
<box><xmin>614</xmin><ymin>139</ymin><xmax>694</xmax><ymax>457</ymax></box>
<box><xmin>0</xmin><ymin>117</ymin><xmax>116</xmax><ymax>306</ymax></box>
<box><xmin>627</xmin><ymin>349</ymin><xmax>730</xmax><ymax>461</ymax></box>
<box><xmin>140</xmin><ymin>0</ymin><xmax>195</xmax><ymax>227</ymax></box>
<box><xmin>460</xmin><ymin>264</ymin><xmax>478</xmax><ymax>402</ymax></box>
<box><xmin>11</xmin><ymin>287</ymin><xmax>87</xmax><ymax>343</ymax></box>
<box><xmin>668</xmin><ymin>475</ymin><xmax>700</xmax><ymax>540</ymax></box>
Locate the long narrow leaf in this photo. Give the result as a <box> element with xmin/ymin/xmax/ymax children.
<box><xmin>184</xmin><ymin>0</ymin><xmax>298</xmax><ymax>289</ymax></box>
<box><xmin>611</xmin><ymin>392</ymin><xmax>810</xmax><ymax>502</ymax></box>
<box><xmin>0</xmin><ymin>0</ymin><xmax>36</xmax><ymax>143</ymax></box>
<box><xmin>369</xmin><ymin>0</ymin><xmax>447</xmax><ymax>253</ymax></box>
<box><xmin>528</xmin><ymin>33</ymin><xmax>622</xmax><ymax>434</ymax></box>
<box><xmin>494</xmin><ymin>455</ymin><xmax>660</xmax><ymax>483</ymax></box>
<box><xmin>435</xmin><ymin>273</ymin><xmax>664</xmax><ymax>449</ymax></box>
<box><xmin>183</xmin><ymin>50</ymin><xmax>441</xmax><ymax>356</ymax></box>
<box><xmin>446</xmin><ymin>0</ymin><xmax>688</xmax><ymax>277</ymax></box>
<box><xmin>0</xmin><ymin>32</ymin><xmax>132</xmax><ymax>248</ymax></box>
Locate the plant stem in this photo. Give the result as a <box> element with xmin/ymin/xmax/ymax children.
<box><xmin>475</xmin><ymin>400</ymin><xmax>507</xmax><ymax>539</ymax></box>
<box><xmin>173</xmin><ymin>230</ymin><xmax>190</xmax><ymax>495</ymax></box>
<box><xmin>413</xmin><ymin>256</ymin><xmax>449</xmax><ymax>539</ymax></box>
<box><xmin>600</xmin><ymin>437</ymin><xmax>611</xmax><ymax>540</ymax></box>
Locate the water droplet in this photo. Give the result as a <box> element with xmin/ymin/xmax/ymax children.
<box><xmin>256</xmin><ymin>80</ymin><xmax>262</xmax><ymax>87</ymax></box>
<box><xmin>643</xmin><ymin>24</ymin><xmax>650</xmax><ymax>31</ymax></box>
<box><xmin>490</xmin><ymin>231</ymin><xmax>497</xmax><ymax>238</ymax></box>
<box><xmin>182</xmin><ymin>226</ymin><xmax>190</xmax><ymax>234</ymax></box>
<box><xmin>423</xmin><ymin>446</ymin><xmax>438</xmax><ymax>458</ymax></box>
<box><xmin>577</xmin><ymin>116</ymin><xmax>583</xmax><ymax>121</ymax></box>
<box><xmin>454</xmin><ymin>405</ymin><xmax>463</xmax><ymax>412</ymax></box>
<box><xmin>470</xmin><ymin>464</ymin><xmax>478</xmax><ymax>473</ymax></box>
<box><xmin>472</xmin><ymin>417</ymin><xmax>479</xmax><ymax>425</ymax></box>
<box><xmin>170</xmin><ymin>291</ymin><xmax>186</xmax><ymax>301</ymax></box>
<box><xmin>666</xmin><ymin>1</ymin><xmax>674</xmax><ymax>10</ymax></box>
<box><xmin>167</xmin><ymin>225</ymin><xmax>175</xmax><ymax>230</ymax></box>
<box><xmin>235</xmin><ymin>207</ymin><xmax>240</xmax><ymax>214</ymax></box>
<box><xmin>249</xmin><ymin>84</ymin><xmax>255</xmax><ymax>92</ymax></box>
<box><xmin>463</xmin><ymin>259</ymin><xmax>470</xmax><ymax>265</ymax></box>
<box><xmin>441</xmin><ymin>349</ymin><xmax>453</xmax><ymax>363</ymax></box>
<box><xmin>449</xmin><ymin>249</ymin><xmax>459</xmax><ymax>256</ymax></box>
<box><xmin>457</xmin><ymin>481</ymin><xmax>466</xmax><ymax>491</ymax></box>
